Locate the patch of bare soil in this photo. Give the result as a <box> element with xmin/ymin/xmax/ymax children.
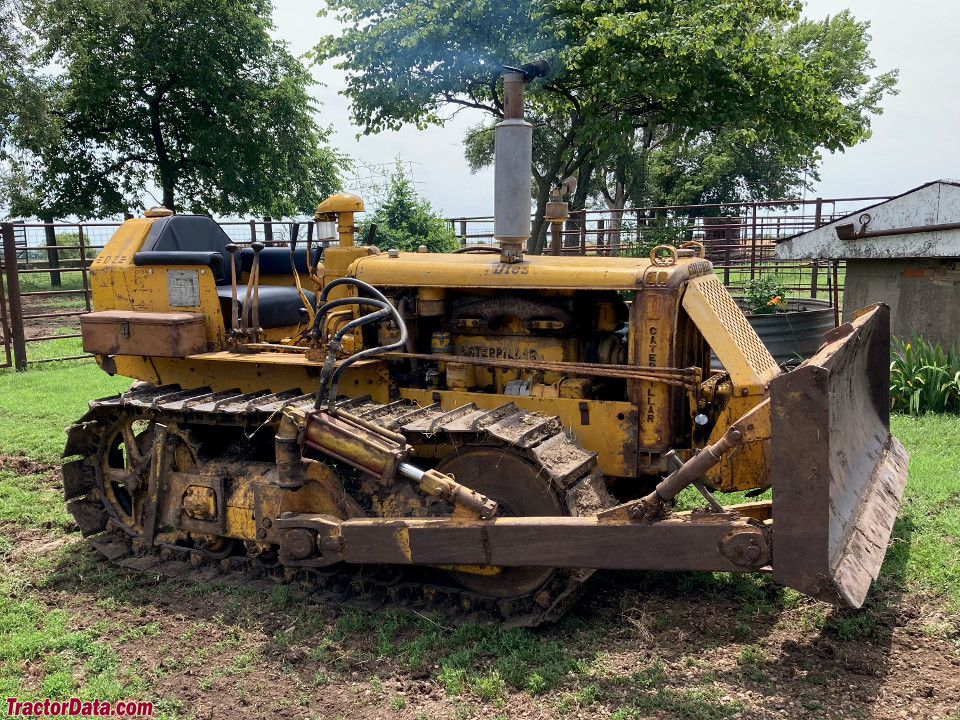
<box><xmin>4</xmin><ymin>526</ymin><xmax>80</xmax><ymax>558</ymax></box>
<box><xmin>574</xmin><ymin>574</ymin><xmax>960</xmax><ymax>720</ymax></box>
<box><xmin>18</xmin><ymin>296</ymin><xmax>83</xmax><ymax>340</ymax></box>
<box><xmin>20</xmin><ymin>541</ymin><xmax>955</xmax><ymax>720</ymax></box>
<box><xmin>0</xmin><ymin>453</ymin><xmax>60</xmax><ymax>477</ymax></box>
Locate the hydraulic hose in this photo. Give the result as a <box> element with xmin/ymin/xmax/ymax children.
<box><xmin>314</xmin><ymin>297</ymin><xmax>393</xmax><ymax>409</ymax></box>
<box><xmin>311</xmin><ymin>276</ymin><xmax>398</xmax><ymax>336</ymax></box>
<box><xmin>311</xmin><ymin>277</ymin><xmax>409</xmax><ymax>412</ymax></box>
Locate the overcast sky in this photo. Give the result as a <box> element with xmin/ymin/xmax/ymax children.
<box><xmin>271</xmin><ymin>0</ymin><xmax>960</xmax><ymax>218</ymax></box>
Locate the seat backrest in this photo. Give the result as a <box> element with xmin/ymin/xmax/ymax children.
<box><xmin>141</xmin><ymin>215</ymin><xmax>238</xmax><ymax>286</ymax></box>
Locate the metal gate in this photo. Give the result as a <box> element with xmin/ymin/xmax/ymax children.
<box><xmin>1</xmin><ymin>222</ymin><xmax>24</xmax><ymax>369</ymax></box>
<box><xmin>0</xmin><ymin>253</ymin><xmax>11</xmax><ymax>369</ymax></box>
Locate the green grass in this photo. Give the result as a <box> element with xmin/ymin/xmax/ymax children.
<box><xmin>0</xmin><ymin>576</ymin><xmax>157</xmax><ymax>710</ymax></box>
<box><xmin>737</xmin><ymin>644</ymin><xmax>768</xmax><ymax>682</ymax></box>
<box><xmin>884</xmin><ymin>414</ymin><xmax>960</xmax><ymax>610</ymax></box>
<box><xmin>0</xmin><ymin>469</ymin><xmax>72</xmax><ymax>530</ymax></box>
<box><xmin>606</xmin><ymin>659</ymin><xmax>743</xmax><ymax>720</ymax></box>
<box><xmin>327</xmin><ymin>607</ymin><xmax>589</xmax><ymax>700</ymax></box>
<box><xmin>16</xmin><ymin>269</ymin><xmax>88</xmax><ymax>294</ymax></box>
<box><xmin>0</xmin><ymin>363</ymin><xmax>128</xmax><ymax>460</ymax></box>
<box><xmin>26</xmin><ymin>335</ymin><xmax>89</xmax><ymax>364</ymax></box>
<box><xmin>0</xmin><ymin>364</ymin><xmax>957</xmax><ymax>717</ymax></box>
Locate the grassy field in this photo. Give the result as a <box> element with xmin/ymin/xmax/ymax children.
<box><xmin>0</xmin><ymin>362</ymin><xmax>958</xmax><ymax>719</ymax></box>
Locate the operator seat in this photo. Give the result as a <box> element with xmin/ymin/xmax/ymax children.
<box><xmin>139</xmin><ymin>215</ymin><xmax>316</xmax><ymax>328</ymax></box>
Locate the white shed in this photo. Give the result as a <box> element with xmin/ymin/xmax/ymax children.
<box><xmin>776</xmin><ymin>181</ymin><xmax>960</xmax><ymax>345</ymax></box>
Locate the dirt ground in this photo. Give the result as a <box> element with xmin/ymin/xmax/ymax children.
<box><xmin>18</xmin><ymin>295</ymin><xmax>84</xmax><ymax>341</ymax></box>
<box><xmin>5</xmin><ymin>484</ymin><xmax>958</xmax><ymax>720</ymax></box>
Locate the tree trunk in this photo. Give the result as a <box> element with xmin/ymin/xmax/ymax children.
<box><xmin>148</xmin><ymin>95</ymin><xmax>176</xmax><ymax>213</ymax></box>
<box><xmin>162</xmin><ymin>184</ymin><xmax>175</xmax><ymax>213</ymax></box>
<box><xmin>264</xmin><ymin>216</ymin><xmax>274</xmax><ymax>246</ymax></box>
<box><xmin>562</xmin><ymin>162</ymin><xmax>595</xmax><ymax>251</ymax></box>
<box><xmin>42</xmin><ymin>216</ymin><xmax>60</xmax><ymax>288</ymax></box>
<box><xmin>602</xmin><ymin>177</ymin><xmax>627</xmax><ymax>254</ymax></box>
<box><xmin>528</xmin><ymin>178</ymin><xmax>553</xmax><ymax>255</ymax></box>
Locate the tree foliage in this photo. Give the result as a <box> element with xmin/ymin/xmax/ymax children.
<box><xmin>316</xmin><ymin>0</ymin><xmax>897</xmax><ymax>251</ymax></box>
<box><xmin>6</xmin><ymin>0</ymin><xmax>345</xmax><ymax>219</ymax></box>
<box><xmin>1</xmin><ymin>0</ymin><xmax>33</xmax><ymax>155</ymax></box>
<box><xmin>0</xmin><ymin>0</ymin><xmax>58</xmax><ymax>211</ymax></box>
<box><xmin>634</xmin><ymin>11</ymin><xmax>898</xmax><ymax>210</ymax></box>
<box><xmin>360</xmin><ymin>162</ymin><xmax>459</xmax><ymax>253</ymax></box>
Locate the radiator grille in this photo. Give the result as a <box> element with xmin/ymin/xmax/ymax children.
<box><xmin>696</xmin><ymin>274</ymin><xmax>778</xmax><ymax>378</ymax></box>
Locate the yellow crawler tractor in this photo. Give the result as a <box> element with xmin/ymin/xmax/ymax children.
<box><xmin>64</xmin><ymin>66</ymin><xmax>908</xmax><ymax>625</ymax></box>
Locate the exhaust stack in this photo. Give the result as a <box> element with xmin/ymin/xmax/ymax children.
<box><xmin>494</xmin><ymin>61</ymin><xmax>548</xmax><ymax>263</ymax></box>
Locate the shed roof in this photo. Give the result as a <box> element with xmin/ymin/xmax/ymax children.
<box><xmin>775</xmin><ymin>180</ymin><xmax>960</xmax><ymax>260</ymax></box>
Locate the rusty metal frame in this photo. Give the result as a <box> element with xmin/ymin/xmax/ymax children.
<box><xmin>1</xmin><ymin>223</ymin><xmax>25</xmax><ymax>370</ymax></box>
<box><xmin>770</xmin><ymin>304</ymin><xmax>908</xmax><ymax>606</ymax></box>
<box><xmin>275</xmin><ymin>509</ymin><xmax>772</xmax><ymax>573</ymax></box>
<box><xmin>0</xmin><ymin>248</ymin><xmax>11</xmax><ymax>369</ymax></box>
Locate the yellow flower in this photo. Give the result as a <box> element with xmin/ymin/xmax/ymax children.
<box><xmin>767</xmin><ymin>295</ymin><xmax>782</xmax><ymax>306</ymax></box>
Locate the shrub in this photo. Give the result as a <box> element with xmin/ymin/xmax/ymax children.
<box><xmin>890</xmin><ymin>334</ymin><xmax>960</xmax><ymax>415</ymax></box>
<box><xmin>742</xmin><ymin>275</ymin><xmax>788</xmax><ymax>315</ymax></box>
<box><xmin>52</xmin><ymin>233</ymin><xmax>99</xmax><ymax>261</ymax></box>
<box><xmin>359</xmin><ymin>162</ymin><xmax>458</xmax><ymax>253</ymax></box>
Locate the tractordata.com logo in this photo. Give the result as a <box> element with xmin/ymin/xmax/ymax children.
<box><xmin>6</xmin><ymin>698</ymin><xmax>153</xmax><ymax>717</ymax></box>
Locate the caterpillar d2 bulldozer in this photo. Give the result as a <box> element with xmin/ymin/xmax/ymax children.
<box><xmin>63</xmin><ymin>66</ymin><xmax>908</xmax><ymax>625</ymax></box>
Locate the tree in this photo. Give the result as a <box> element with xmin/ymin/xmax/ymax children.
<box><xmin>316</xmin><ymin>0</ymin><xmax>896</xmax><ymax>252</ymax></box>
<box><xmin>0</xmin><ymin>0</ymin><xmax>55</xmax><ymax>212</ymax></box>
<box><xmin>0</xmin><ymin>0</ymin><xmax>39</xmax><ymax>153</ymax></box>
<box><xmin>9</xmin><ymin>0</ymin><xmax>345</xmax><ymax>219</ymax></box>
<box><xmin>600</xmin><ymin>11</ymin><xmax>898</xmax><ymax>210</ymax></box>
<box><xmin>360</xmin><ymin>161</ymin><xmax>459</xmax><ymax>253</ymax></box>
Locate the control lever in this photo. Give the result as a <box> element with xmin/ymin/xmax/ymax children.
<box><xmin>225</xmin><ymin>244</ymin><xmax>240</xmax><ymax>333</ymax></box>
<box><xmin>289</xmin><ymin>223</ymin><xmax>314</xmax><ymax>324</ymax></box>
<box><xmin>242</xmin><ymin>241</ymin><xmax>264</xmax><ymax>341</ymax></box>
<box><xmin>250</xmin><ymin>241</ymin><xmax>264</xmax><ymax>341</ymax></box>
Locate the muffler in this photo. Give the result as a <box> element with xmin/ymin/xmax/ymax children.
<box><xmin>494</xmin><ymin>61</ymin><xmax>548</xmax><ymax>263</ymax></box>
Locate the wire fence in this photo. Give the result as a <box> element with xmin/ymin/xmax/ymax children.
<box><xmin>446</xmin><ymin>195</ymin><xmax>887</xmax><ymax>299</ymax></box>
<box><xmin>0</xmin><ymin>196</ymin><xmax>885</xmax><ymax>369</ymax></box>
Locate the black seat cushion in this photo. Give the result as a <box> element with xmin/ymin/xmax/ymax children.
<box><xmin>217</xmin><ymin>286</ymin><xmax>315</xmax><ymax>329</ymax></box>
<box><xmin>142</xmin><ymin>215</ymin><xmax>238</xmax><ymax>285</ymax></box>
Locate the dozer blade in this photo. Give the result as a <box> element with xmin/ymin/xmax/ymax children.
<box><xmin>770</xmin><ymin>303</ymin><xmax>909</xmax><ymax>607</ymax></box>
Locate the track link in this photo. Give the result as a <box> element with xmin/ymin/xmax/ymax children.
<box><xmin>62</xmin><ymin>383</ymin><xmax>613</xmax><ymax>626</ymax></box>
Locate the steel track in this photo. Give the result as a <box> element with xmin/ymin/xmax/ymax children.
<box><xmin>61</xmin><ymin>383</ymin><xmax>608</xmax><ymax>626</ymax></box>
